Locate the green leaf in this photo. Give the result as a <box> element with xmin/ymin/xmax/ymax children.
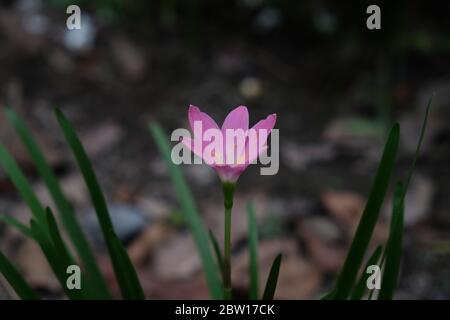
<box><xmin>350</xmin><ymin>245</ymin><xmax>383</xmax><ymax>300</ymax></box>
<box><xmin>108</xmin><ymin>228</ymin><xmax>145</xmax><ymax>299</ymax></box>
<box><xmin>403</xmin><ymin>96</ymin><xmax>432</xmax><ymax>193</ymax></box>
<box><xmin>262</xmin><ymin>253</ymin><xmax>282</xmax><ymax>300</ymax></box>
<box><xmin>378</xmin><ymin>183</ymin><xmax>404</xmax><ymax>300</ymax></box>
<box><xmin>334</xmin><ymin>123</ymin><xmax>400</xmax><ymax>299</ymax></box>
<box><xmin>5</xmin><ymin>108</ymin><xmax>110</xmax><ymax>298</ymax></box>
<box><xmin>0</xmin><ymin>144</ymin><xmax>48</xmax><ymax>234</ymax></box>
<box><xmin>378</xmin><ymin>97</ymin><xmax>432</xmax><ymax>300</ymax></box>
<box><xmin>0</xmin><ymin>250</ymin><xmax>40</xmax><ymax>300</ymax></box>
<box><xmin>149</xmin><ymin>122</ymin><xmax>222</xmax><ymax>299</ymax></box>
<box><xmin>45</xmin><ymin>208</ymin><xmax>76</xmax><ymax>269</ymax></box>
<box><xmin>45</xmin><ymin>207</ymin><xmax>94</xmax><ymax>299</ymax></box>
<box><xmin>0</xmin><ymin>214</ymin><xmax>34</xmax><ymax>239</ymax></box>
<box><xmin>55</xmin><ymin>108</ymin><xmax>144</xmax><ymax>300</ymax></box>
<box><xmin>30</xmin><ymin>219</ymin><xmax>83</xmax><ymax>299</ymax></box>
<box><xmin>319</xmin><ymin>289</ymin><xmax>336</xmax><ymax>300</ymax></box>
<box><xmin>247</xmin><ymin>202</ymin><xmax>259</xmax><ymax>300</ymax></box>
<box><xmin>209</xmin><ymin>230</ymin><xmax>224</xmax><ymax>283</ymax></box>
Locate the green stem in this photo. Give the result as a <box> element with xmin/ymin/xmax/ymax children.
<box><xmin>222</xmin><ymin>182</ymin><xmax>236</xmax><ymax>300</ymax></box>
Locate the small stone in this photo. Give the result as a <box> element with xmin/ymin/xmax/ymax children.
<box><xmin>63</xmin><ymin>13</ymin><xmax>96</xmax><ymax>53</ymax></box>
<box><xmin>239</xmin><ymin>77</ymin><xmax>263</xmax><ymax>100</ymax></box>
<box><xmin>83</xmin><ymin>204</ymin><xmax>149</xmax><ymax>248</ymax></box>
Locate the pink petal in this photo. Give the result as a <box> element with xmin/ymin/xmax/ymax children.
<box><xmin>188</xmin><ymin>105</ymin><xmax>219</xmax><ymax>138</ymax></box>
<box><xmin>221</xmin><ymin>105</ymin><xmax>249</xmax><ymax>131</ymax></box>
<box><xmin>221</xmin><ymin>106</ymin><xmax>249</xmax><ymax>163</ymax></box>
<box><xmin>250</xmin><ymin>113</ymin><xmax>277</xmax><ymax>147</ymax></box>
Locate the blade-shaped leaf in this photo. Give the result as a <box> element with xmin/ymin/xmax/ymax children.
<box><xmin>378</xmin><ymin>97</ymin><xmax>432</xmax><ymax>300</ymax></box>
<box><xmin>55</xmin><ymin>108</ymin><xmax>144</xmax><ymax>300</ymax></box>
<box><xmin>0</xmin><ymin>144</ymin><xmax>48</xmax><ymax>234</ymax></box>
<box><xmin>333</xmin><ymin>123</ymin><xmax>400</xmax><ymax>299</ymax></box>
<box><xmin>0</xmin><ymin>250</ymin><xmax>39</xmax><ymax>300</ymax></box>
<box><xmin>149</xmin><ymin>122</ymin><xmax>222</xmax><ymax>299</ymax></box>
<box><xmin>46</xmin><ymin>208</ymin><xmax>75</xmax><ymax>269</ymax></box>
<box><xmin>209</xmin><ymin>230</ymin><xmax>224</xmax><ymax>283</ymax></box>
<box><xmin>5</xmin><ymin>108</ymin><xmax>110</xmax><ymax>298</ymax></box>
<box><xmin>262</xmin><ymin>253</ymin><xmax>282</xmax><ymax>300</ymax></box>
<box><xmin>319</xmin><ymin>289</ymin><xmax>336</xmax><ymax>300</ymax></box>
<box><xmin>108</xmin><ymin>228</ymin><xmax>145</xmax><ymax>299</ymax></box>
<box><xmin>378</xmin><ymin>183</ymin><xmax>404</xmax><ymax>300</ymax></box>
<box><xmin>0</xmin><ymin>214</ymin><xmax>34</xmax><ymax>239</ymax></box>
<box><xmin>247</xmin><ymin>202</ymin><xmax>259</xmax><ymax>300</ymax></box>
<box><xmin>30</xmin><ymin>219</ymin><xmax>83</xmax><ymax>300</ymax></box>
<box><xmin>403</xmin><ymin>96</ymin><xmax>432</xmax><ymax>193</ymax></box>
<box><xmin>45</xmin><ymin>208</ymin><xmax>94</xmax><ymax>299</ymax></box>
<box><xmin>350</xmin><ymin>245</ymin><xmax>383</xmax><ymax>300</ymax></box>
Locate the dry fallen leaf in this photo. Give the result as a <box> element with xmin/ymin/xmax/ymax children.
<box><xmin>128</xmin><ymin>222</ymin><xmax>172</xmax><ymax>266</ymax></box>
<box><xmin>233</xmin><ymin>239</ymin><xmax>322</xmax><ymax>299</ymax></box>
<box><xmin>16</xmin><ymin>238</ymin><xmax>60</xmax><ymax>292</ymax></box>
<box><xmin>322</xmin><ymin>190</ymin><xmax>366</xmax><ymax>227</ymax></box>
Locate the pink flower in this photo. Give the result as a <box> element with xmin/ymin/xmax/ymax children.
<box><xmin>182</xmin><ymin>105</ymin><xmax>276</xmax><ymax>183</ymax></box>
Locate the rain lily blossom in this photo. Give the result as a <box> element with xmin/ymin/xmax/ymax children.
<box><xmin>181</xmin><ymin>104</ymin><xmax>276</xmax><ymax>299</ymax></box>
<box><xmin>182</xmin><ymin>105</ymin><xmax>277</xmax><ymax>183</ymax></box>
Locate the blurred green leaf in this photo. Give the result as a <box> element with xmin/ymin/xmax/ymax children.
<box><xmin>149</xmin><ymin>122</ymin><xmax>222</xmax><ymax>299</ymax></box>
<box><xmin>334</xmin><ymin>123</ymin><xmax>400</xmax><ymax>299</ymax></box>
<box><xmin>0</xmin><ymin>144</ymin><xmax>48</xmax><ymax>235</ymax></box>
<box><xmin>378</xmin><ymin>182</ymin><xmax>404</xmax><ymax>300</ymax></box>
<box><xmin>108</xmin><ymin>227</ymin><xmax>145</xmax><ymax>299</ymax></box>
<box><xmin>45</xmin><ymin>207</ymin><xmax>93</xmax><ymax>298</ymax></box>
<box><xmin>342</xmin><ymin>117</ymin><xmax>386</xmax><ymax>139</ymax></box>
<box><xmin>5</xmin><ymin>108</ymin><xmax>111</xmax><ymax>298</ymax></box>
<box><xmin>55</xmin><ymin>108</ymin><xmax>144</xmax><ymax>300</ymax></box>
<box><xmin>209</xmin><ymin>230</ymin><xmax>225</xmax><ymax>283</ymax></box>
<box><xmin>378</xmin><ymin>97</ymin><xmax>432</xmax><ymax>300</ymax></box>
<box><xmin>260</xmin><ymin>214</ymin><xmax>285</xmax><ymax>238</ymax></box>
<box><xmin>319</xmin><ymin>289</ymin><xmax>336</xmax><ymax>300</ymax></box>
<box><xmin>247</xmin><ymin>202</ymin><xmax>259</xmax><ymax>300</ymax></box>
<box><xmin>45</xmin><ymin>208</ymin><xmax>76</xmax><ymax>272</ymax></box>
<box><xmin>0</xmin><ymin>251</ymin><xmax>39</xmax><ymax>300</ymax></box>
<box><xmin>0</xmin><ymin>214</ymin><xmax>34</xmax><ymax>239</ymax></box>
<box><xmin>262</xmin><ymin>253</ymin><xmax>282</xmax><ymax>300</ymax></box>
<box><xmin>30</xmin><ymin>219</ymin><xmax>83</xmax><ymax>299</ymax></box>
<box><xmin>403</xmin><ymin>96</ymin><xmax>432</xmax><ymax>193</ymax></box>
<box><xmin>166</xmin><ymin>209</ymin><xmax>187</xmax><ymax>228</ymax></box>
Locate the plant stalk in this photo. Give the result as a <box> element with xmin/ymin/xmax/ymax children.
<box><xmin>222</xmin><ymin>182</ymin><xmax>235</xmax><ymax>299</ymax></box>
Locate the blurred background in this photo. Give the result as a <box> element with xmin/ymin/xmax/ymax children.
<box><xmin>0</xmin><ymin>0</ymin><xmax>449</xmax><ymax>299</ymax></box>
